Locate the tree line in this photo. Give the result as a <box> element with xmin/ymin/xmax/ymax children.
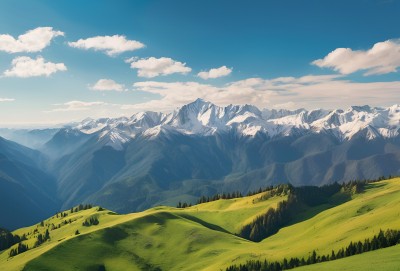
<box><xmin>176</xmin><ymin>175</ymin><xmax>395</xmax><ymax>208</ymax></box>
<box><xmin>82</xmin><ymin>216</ymin><xmax>99</xmax><ymax>227</ymax></box>
<box><xmin>177</xmin><ymin>191</ymin><xmax>244</xmax><ymax>208</ymax></box>
<box><xmin>238</xmin><ymin>181</ymin><xmax>365</xmax><ymax>242</ymax></box>
<box><xmin>34</xmin><ymin>229</ymin><xmax>50</xmax><ymax>247</ymax></box>
<box><xmin>226</xmin><ymin>229</ymin><xmax>400</xmax><ymax>271</ymax></box>
<box><xmin>176</xmin><ymin>185</ymin><xmax>292</xmax><ymax>208</ymax></box>
<box><xmin>4</xmin><ymin>203</ymin><xmax>100</xmax><ymax>258</ymax></box>
<box><xmin>8</xmin><ymin>242</ymin><xmax>29</xmax><ymax>257</ymax></box>
<box><xmin>71</xmin><ymin>204</ymin><xmax>93</xmax><ymax>213</ymax></box>
<box><xmin>8</xmin><ymin>229</ymin><xmax>51</xmax><ymax>257</ymax></box>
<box><xmin>176</xmin><ymin>176</ymin><xmax>380</xmax><ymax>209</ymax></box>
<box><xmin>0</xmin><ymin>228</ymin><xmax>25</xmax><ymax>251</ymax></box>
<box><xmin>239</xmin><ymin>194</ymin><xmax>295</xmax><ymax>242</ymax></box>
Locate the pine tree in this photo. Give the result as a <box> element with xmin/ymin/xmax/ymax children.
<box><xmin>330</xmin><ymin>250</ymin><xmax>336</xmax><ymax>260</ymax></box>
<box><xmin>44</xmin><ymin>229</ymin><xmax>50</xmax><ymax>241</ymax></box>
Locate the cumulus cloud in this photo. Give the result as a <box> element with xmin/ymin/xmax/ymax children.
<box><xmin>0</xmin><ymin>27</ymin><xmax>64</xmax><ymax>53</ymax></box>
<box><xmin>50</xmin><ymin>101</ymin><xmax>107</xmax><ymax>112</ymax></box>
<box><xmin>90</xmin><ymin>79</ymin><xmax>125</xmax><ymax>91</ymax></box>
<box><xmin>312</xmin><ymin>39</ymin><xmax>400</xmax><ymax>75</ymax></box>
<box><xmin>125</xmin><ymin>75</ymin><xmax>400</xmax><ymax>111</ymax></box>
<box><xmin>41</xmin><ymin>75</ymin><xmax>400</xmax><ymax>121</ymax></box>
<box><xmin>126</xmin><ymin>57</ymin><xmax>191</xmax><ymax>78</ymax></box>
<box><xmin>0</xmin><ymin>98</ymin><xmax>15</xmax><ymax>102</ymax></box>
<box><xmin>197</xmin><ymin>66</ymin><xmax>232</xmax><ymax>79</ymax></box>
<box><xmin>3</xmin><ymin>56</ymin><xmax>67</xmax><ymax>78</ymax></box>
<box><xmin>68</xmin><ymin>35</ymin><xmax>144</xmax><ymax>56</ymax></box>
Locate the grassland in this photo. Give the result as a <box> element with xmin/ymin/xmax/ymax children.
<box><xmin>293</xmin><ymin>244</ymin><xmax>400</xmax><ymax>271</ymax></box>
<box><xmin>1</xmin><ymin>178</ymin><xmax>400</xmax><ymax>270</ymax></box>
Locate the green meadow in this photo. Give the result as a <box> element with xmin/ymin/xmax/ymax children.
<box><xmin>293</xmin><ymin>244</ymin><xmax>400</xmax><ymax>271</ymax></box>
<box><xmin>1</xmin><ymin>178</ymin><xmax>400</xmax><ymax>270</ymax></box>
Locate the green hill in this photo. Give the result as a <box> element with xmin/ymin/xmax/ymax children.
<box><xmin>293</xmin><ymin>244</ymin><xmax>400</xmax><ymax>271</ymax></box>
<box><xmin>1</xmin><ymin>178</ymin><xmax>400</xmax><ymax>270</ymax></box>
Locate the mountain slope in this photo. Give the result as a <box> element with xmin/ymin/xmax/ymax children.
<box><xmin>1</xmin><ymin>178</ymin><xmax>400</xmax><ymax>271</ymax></box>
<box><xmin>49</xmin><ymin>129</ymin><xmax>400</xmax><ymax>213</ymax></box>
<box><xmin>0</xmin><ymin>137</ymin><xmax>59</xmax><ymax>230</ymax></box>
<box><xmin>0</xmin><ymin>128</ymin><xmax>59</xmax><ymax>150</ymax></box>
<box><xmin>293</xmin><ymin>245</ymin><xmax>400</xmax><ymax>271</ymax></box>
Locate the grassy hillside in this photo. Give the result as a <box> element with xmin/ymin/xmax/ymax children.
<box><xmin>1</xmin><ymin>178</ymin><xmax>400</xmax><ymax>270</ymax></box>
<box><xmin>293</xmin><ymin>244</ymin><xmax>400</xmax><ymax>271</ymax></box>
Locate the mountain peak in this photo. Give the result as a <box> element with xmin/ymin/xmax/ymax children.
<box><xmin>349</xmin><ymin>105</ymin><xmax>372</xmax><ymax>113</ymax></box>
<box><xmin>193</xmin><ymin>97</ymin><xmax>208</xmax><ymax>103</ymax></box>
<box><xmin>187</xmin><ymin>98</ymin><xmax>213</xmax><ymax>108</ymax></box>
<box><xmin>67</xmin><ymin>102</ymin><xmax>400</xmax><ymax>141</ymax></box>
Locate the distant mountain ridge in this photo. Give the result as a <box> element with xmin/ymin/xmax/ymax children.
<box><xmin>0</xmin><ymin>137</ymin><xmax>58</xmax><ymax>230</ymax></box>
<box><xmin>2</xmin><ymin>99</ymin><xmax>399</xmax><ymax>151</ymax></box>
<box><xmin>66</xmin><ymin>99</ymin><xmax>400</xmax><ymax>150</ymax></box>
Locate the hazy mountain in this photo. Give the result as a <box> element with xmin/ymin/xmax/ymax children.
<box><xmin>0</xmin><ymin>128</ymin><xmax>59</xmax><ymax>150</ymax></box>
<box><xmin>0</xmin><ymin>137</ymin><xmax>59</xmax><ymax>230</ymax></box>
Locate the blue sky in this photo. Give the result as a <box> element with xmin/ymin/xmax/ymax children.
<box><xmin>0</xmin><ymin>0</ymin><xmax>399</xmax><ymax>126</ymax></box>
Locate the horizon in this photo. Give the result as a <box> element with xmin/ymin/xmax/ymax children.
<box><xmin>1</xmin><ymin>98</ymin><xmax>399</xmax><ymax>129</ymax></box>
<box><xmin>0</xmin><ymin>0</ymin><xmax>399</xmax><ymax>125</ymax></box>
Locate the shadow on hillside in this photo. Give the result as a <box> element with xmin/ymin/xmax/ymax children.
<box><xmin>287</xmin><ymin>192</ymin><xmax>351</xmax><ymax>227</ymax></box>
<box><xmin>178</xmin><ymin>213</ymin><xmax>231</xmax><ymax>234</ymax></box>
<box><xmin>239</xmin><ymin>187</ymin><xmax>359</xmax><ymax>242</ymax></box>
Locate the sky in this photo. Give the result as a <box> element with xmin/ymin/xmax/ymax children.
<box><xmin>0</xmin><ymin>0</ymin><xmax>399</xmax><ymax>127</ymax></box>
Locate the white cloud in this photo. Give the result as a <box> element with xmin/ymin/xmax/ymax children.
<box><xmin>197</xmin><ymin>66</ymin><xmax>232</xmax><ymax>79</ymax></box>
<box><xmin>0</xmin><ymin>98</ymin><xmax>15</xmax><ymax>102</ymax></box>
<box><xmin>0</xmin><ymin>27</ymin><xmax>64</xmax><ymax>53</ymax></box>
<box><xmin>312</xmin><ymin>39</ymin><xmax>400</xmax><ymax>75</ymax></box>
<box><xmin>3</xmin><ymin>56</ymin><xmax>67</xmax><ymax>78</ymax></box>
<box><xmin>272</xmin><ymin>102</ymin><xmax>297</xmax><ymax>109</ymax></box>
<box><xmin>126</xmin><ymin>57</ymin><xmax>191</xmax><ymax>78</ymax></box>
<box><xmin>90</xmin><ymin>79</ymin><xmax>125</xmax><ymax>91</ymax></box>
<box><xmin>126</xmin><ymin>75</ymin><xmax>400</xmax><ymax>111</ymax></box>
<box><xmin>50</xmin><ymin>101</ymin><xmax>107</xmax><ymax>112</ymax></box>
<box><xmin>68</xmin><ymin>35</ymin><xmax>144</xmax><ymax>56</ymax></box>
<box><xmin>37</xmin><ymin>75</ymin><xmax>400</xmax><ymax>122</ymax></box>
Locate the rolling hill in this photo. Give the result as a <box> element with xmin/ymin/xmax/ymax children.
<box><xmin>293</xmin><ymin>245</ymin><xmax>400</xmax><ymax>271</ymax></box>
<box><xmin>1</xmin><ymin>177</ymin><xmax>400</xmax><ymax>270</ymax></box>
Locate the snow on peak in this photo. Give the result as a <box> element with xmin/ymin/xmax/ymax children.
<box><xmin>98</xmin><ymin>129</ymin><xmax>131</xmax><ymax>150</ymax></box>
<box><xmin>68</xmin><ymin>100</ymin><xmax>400</xmax><ymax>146</ymax></box>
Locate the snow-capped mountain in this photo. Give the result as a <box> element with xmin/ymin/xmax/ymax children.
<box><xmin>67</xmin><ymin>99</ymin><xmax>400</xmax><ymax>150</ymax></box>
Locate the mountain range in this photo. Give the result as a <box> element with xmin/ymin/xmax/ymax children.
<box><xmin>1</xmin><ymin>99</ymin><xmax>400</xmax><ymax>229</ymax></box>
<box><xmin>66</xmin><ymin>99</ymin><xmax>400</xmax><ymax>143</ymax></box>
